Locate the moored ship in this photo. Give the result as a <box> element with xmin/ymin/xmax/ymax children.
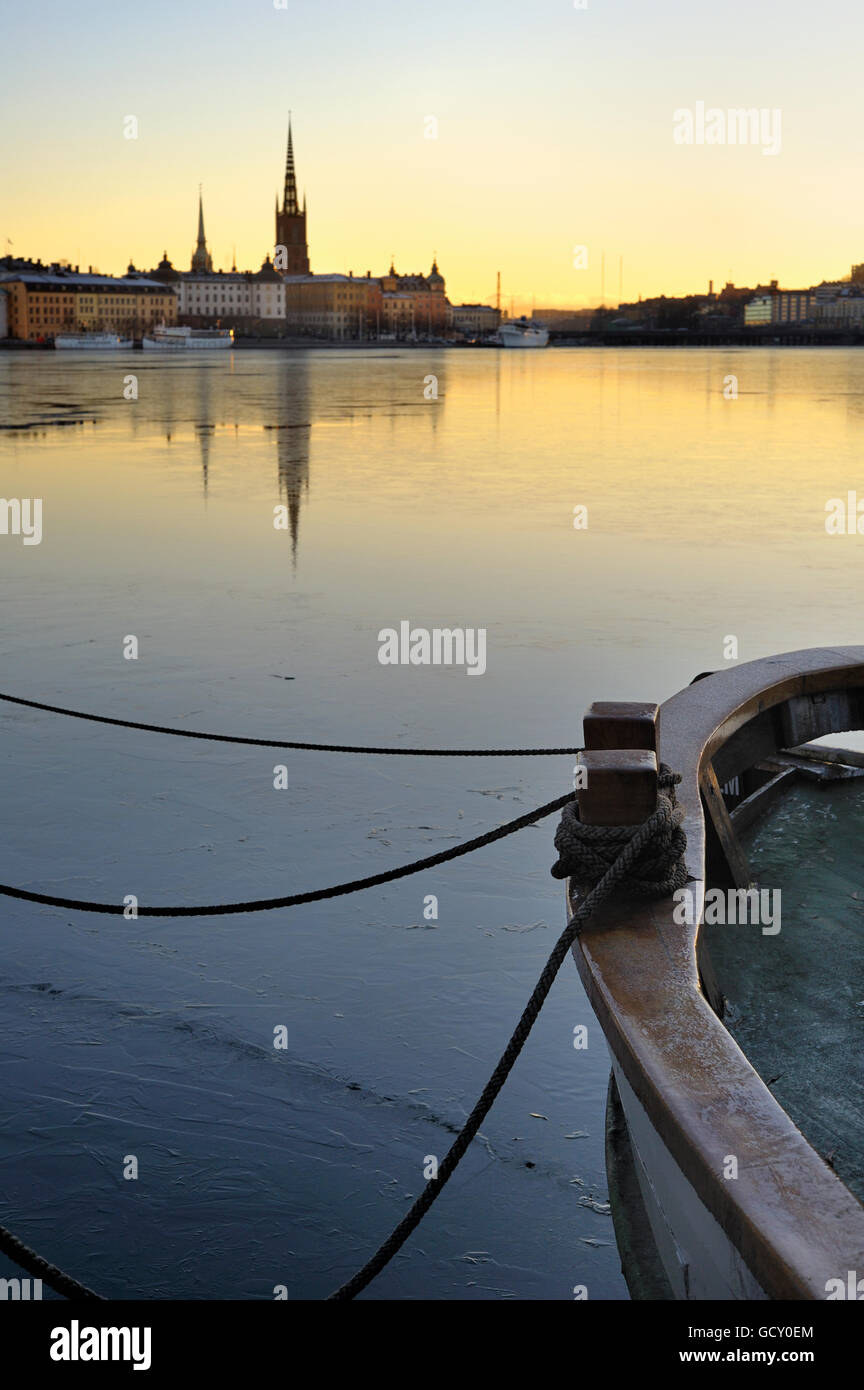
<box><xmin>496</xmin><ymin>316</ymin><xmax>549</xmax><ymax>348</ymax></box>
<box><xmin>142</xmin><ymin>325</ymin><xmax>233</xmax><ymax>351</ymax></box>
<box><xmin>54</xmin><ymin>332</ymin><xmax>133</xmax><ymax>350</ymax></box>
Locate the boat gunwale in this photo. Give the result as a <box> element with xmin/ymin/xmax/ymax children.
<box><xmin>568</xmin><ymin>644</ymin><xmax>864</xmax><ymax>1300</ymax></box>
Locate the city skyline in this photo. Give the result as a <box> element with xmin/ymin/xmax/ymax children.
<box><xmin>3</xmin><ymin>0</ymin><xmax>863</xmax><ymax>307</ymax></box>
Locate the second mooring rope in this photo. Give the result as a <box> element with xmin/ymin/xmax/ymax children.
<box><xmin>0</xmin><ymin>691</ymin><xmax>582</xmax><ymax>757</ymax></box>
<box><xmin>0</xmin><ymin>792</ymin><xmax>575</xmax><ymax>916</ymax></box>
<box><xmin>328</xmin><ymin>785</ymin><xmax>687</xmax><ymax>1299</ymax></box>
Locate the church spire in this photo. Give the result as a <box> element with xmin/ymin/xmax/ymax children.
<box><xmin>275</xmin><ymin>115</ymin><xmax>310</xmax><ymax>275</ymax></box>
<box><xmin>283</xmin><ymin>117</ymin><xmax>300</xmax><ymax>216</ymax></box>
<box><xmin>191</xmin><ymin>187</ymin><xmax>213</xmax><ymax>273</ymax></box>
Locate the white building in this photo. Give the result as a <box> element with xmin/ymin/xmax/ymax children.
<box><xmin>812</xmin><ymin>286</ymin><xmax>864</xmax><ymax>325</ymax></box>
<box><xmin>744</xmin><ymin>295</ymin><xmax>772</xmax><ymax>325</ymax></box>
<box><xmin>744</xmin><ymin>291</ymin><xmax>812</xmax><ymax>326</ymax></box>
<box><xmin>144</xmin><ymin>253</ymin><xmax>286</xmax><ymax>329</ymax></box>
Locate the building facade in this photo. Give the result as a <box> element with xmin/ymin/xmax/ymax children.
<box><xmin>282</xmin><ymin>272</ymin><xmax>382</xmax><ymax>338</ymax></box>
<box><xmin>148</xmin><ymin>255</ymin><xmax>286</xmax><ymax>330</ymax></box>
<box><xmin>743</xmin><ymin>295</ymin><xmax>772</xmax><ymax>325</ymax></box>
<box><xmin>452</xmin><ymin>303</ymin><xmax>501</xmax><ymax>337</ymax></box>
<box><xmin>0</xmin><ymin>270</ymin><xmax>177</xmax><ymax>340</ymax></box>
<box><xmin>744</xmin><ymin>290</ymin><xmax>812</xmax><ymax>325</ymax></box>
<box><xmin>812</xmin><ymin>286</ymin><xmax>864</xmax><ymax>325</ymax></box>
<box><xmin>379</xmin><ymin>260</ymin><xmax>450</xmax><ymax>336</ymax></box>
<box><xmin>282</xmin><ymin>261</ymin><xmax>452</xmax><ymax>341</ymax></box>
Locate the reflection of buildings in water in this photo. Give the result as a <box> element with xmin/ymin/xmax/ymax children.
<box><xmin>273</xmin><ymin>358</ymin><xmax>310</xmax><ymax>564</ymax></box>
<box><xmin>843</xmin><ymin>357</ymin><xmax>864</xmax><ymax>424</ymax></box>
<box><xmin>428</xmin><ymin>356</ymin><xmax>445</xmax><ymax>436</ymax></box>
<box><xmin>159</xmin><ymin>364</ymin><xmax>179</xmax><ymax>445</ymax></box>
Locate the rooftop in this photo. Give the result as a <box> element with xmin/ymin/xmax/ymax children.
<box><xmin>0</xmin><ymin>271</ymin><xmax>175</xmax><ymax>291</ymax></box>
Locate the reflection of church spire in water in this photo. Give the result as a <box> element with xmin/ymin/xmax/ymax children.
<box><xmin>275</xmin><ymin>359</ymin><xmax>311</xmax><ymax>564</ymax></box>
<box><xmin>197</xmin><ymin>423</ymin><xmax>214</xmax><ymax>496</ymax></box>
<box><xmin>194</xmin><ymin>362</ymin><xmax>214</xmax><ymax>498</ymax></box>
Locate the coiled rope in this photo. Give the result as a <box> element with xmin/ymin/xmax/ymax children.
<box><xmin>550</xmin><ymin>767</ymin><xmax>688</xmax><ymax>896</ymax></box>
<box><xmin>0</xmin><ymin>691</ymin><xmax>581</xmax><ymax>757</ymax></box>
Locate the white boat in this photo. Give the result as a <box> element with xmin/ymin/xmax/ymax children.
<box><xmin>54</xmin><ymin>333</ymin><xmax>133</xmax><ymax>350</ymax></box>
<box><xmin>496</xmin><ymin>317</ymin><xmax>549</xmax><ymax>348</ymax></box>
<box><xmin>142</xmin><ymin>325</ymin><xmax>233</xmax><ymax>351</ymax></box>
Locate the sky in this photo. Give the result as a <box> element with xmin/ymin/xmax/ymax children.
<box><xmin>1</xmin><ymin>0</ymin><xmax>862</xmax><ymax>310</ymax></box>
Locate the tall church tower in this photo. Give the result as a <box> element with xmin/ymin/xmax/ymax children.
<box><xmin>275</xmin><ymin>118</ymin><xmax>310</xmax><ymax>275</ymax></box>
<box><xmin>191</xmin><ymin>190</ymin><xmax>213</xmax><ymax>273</ymax></box>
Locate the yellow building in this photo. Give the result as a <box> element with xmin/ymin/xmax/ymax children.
<box><xmin>2</xmin><ymin>270</ymin><xmax>177</xmax><ymax>340</ymax></box>
<box><xmin>283</xmin><ymin>261</ymin><xmax>451</xmax><ymax>340</ymax></box>
<box><xmin>379</xmin><ymin>260</ymin><xmax>449</xmax><ymax>337</ymax></box>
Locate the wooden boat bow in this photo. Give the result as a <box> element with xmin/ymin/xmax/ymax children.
<box><xmin>568</xmin><ymin>645</ymin><xmax>864</xmax><ymax>1300</ymax></box>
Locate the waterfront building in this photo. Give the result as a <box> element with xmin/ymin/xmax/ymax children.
<box><xmin>282</xmin><ymin>271</ymin><xmax>382</xmax><ymax>339</ymax></box>
<box><xmin>451</xmin><ymin>303</ymin><xmax>501</xmax><ymax>338</ymax></box>
<box><xmin>743</xmin><ymin>295</ymin><xmax>773</xmax><ymax>325</ymax></box>
<box><xmin>150</xmin><ymin>256</ymin><xmax>286</xmax><ymax>331</ymax></box>
<box><xmin>774</xmin><ymin>290</ymin><xmax>812</xmax><ymax>323</ymax></box>
<box><xmin>0</xmin><ymin>268</ymin><xmax>177</xmax><ymax>340</ymax></box>
<box><xmin>282</xmin><ymin>262</ymin><xmax>452</xmax><ymax>341</ymax></box>
<box><xmin>379</xmin><ymin>260</ymin><xmax>450</xmax><ymax>336</ymax></box>
<box><xmin>811</xmin><ymin>285</ymin><xmax>864</xmax><ymax>325</ymax></box>
<box><xmin>275</xmin><ymin>118</ymin><xmax>310</xmax><ymax>275</ymax></box>
<box><xmin>744</xmin><ymin>289</ymin><xmax>812</xmax><ymax>325</ymax></box>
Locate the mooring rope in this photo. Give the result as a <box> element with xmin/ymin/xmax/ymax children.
<box><xmin>328</xmin><ymin>778</ymin><xmax>687</xmax><ymax>1299</ymax></box>
<box><xmin>0</xmin><ymin>691</ymin><xmax>581</xmax><ymax>757</ymax></box>
<box><xmin>0</xmin><ymin>777</ymin><xmax>686</xmax><ymax>1300</ymax></box>
<box><xmin>0</xmin><ymin>792</ymin><xmax>575</xmax><ymax>916</ymax></box>
<box><xmin>0</xmin><ymin>1224</ymin><xmax>103</xmax><ymax>1301</ymax></box>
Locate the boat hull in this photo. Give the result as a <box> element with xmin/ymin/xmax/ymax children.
<box><xmin>496</xmin><ymin>325</ymin><xmax>549</xmax><ymax>348</ymax></box>
<box><xmin>567</xmin><ymin>647</ymin><xmax>864</xmax><ymax>1300</ymax></box>
<box><xmin>609</xmin><ymin>1059</ymin><xmax>768</xmax><ymax>1299</ymax></box>
<box><xmin>54</xmin><ymin>335</ymin><xmax>133</xmax><ymax>350</ymax></box>
<box><xmin>142</xmin><ymin>336</ymin><xmax>232</xmax><ymax>350</ymax></box>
